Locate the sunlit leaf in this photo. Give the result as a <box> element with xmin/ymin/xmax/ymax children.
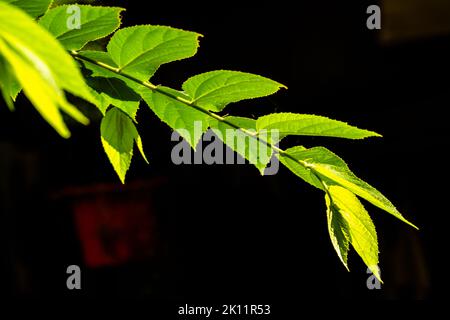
<box><xmin>101</xmin><ymin>107</ymin><xmax>147</xmax><ymax>183</ymax></box>
<box><xmin>39</xmin><ymin>5</ymin><xmax>124</xmax><ymax>50</ymax></box>
<box><xmin>107</xmin><ymin>25</ymin><xmax>200</xmax><ymax>81</ymax></box>
<box><xmin>182</xmin><ymin>70</ymin><xmax>286</xmax><ymax>112</ymax></box>
<box><xmin>326</xmin><ymin>185</ymin><xmax>381</xmax><ymax>281</ymax></box>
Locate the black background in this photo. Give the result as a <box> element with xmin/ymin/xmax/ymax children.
<box><xmin>0</xmin><ymin>0</ymin><xmax>447</xmax><ymax>306</ymax></box>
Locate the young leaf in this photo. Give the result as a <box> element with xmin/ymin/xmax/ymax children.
<box><xmin>326</xmin><ymin>185</ymin><xmax>381</xmax><ymax>281</ymax></box>
<box><xmin>182</xmin><ymin>70</ymin><xmax>286</xmax><ymax>112</ymax></box>
<box><xmin>0</xmin><ymin>37</ymin><xmax>87</xmax><ymax>138</ymax></box>
<box><xmin>101</xmin><ymin>107</ymin><xmax>147</xmax><ymax>183</ymax></box>
<box><xmin>135</xmin><ymin>133</ymin><xmax>148</xmax><ymax>164</ymax></box>
<box><xmin>280</xmin><ymin>146</ymin><xmax>417</xmax><ymax>229</ymax></box>
<box><xmin>87</xmin><ymin>76</ymin><xmax>141</xmax><ymax>118</ymax></box>
<box><xmin>325</xmin><ymin>191</ymin><xmax>350</xmax><ymax>270</ymax></box>
<box><xmin>39</xmin><ymin>5</ymin><xmax>124</xmax><ymax>51</ymax></box>
<box><xmin>1</xmin><ymin>0</ymin><xmax>52</xmax><ymax>19</ymax></box>
<box><xmin>78</xmin><ymin>50</ymin><xmax>142</xmax><ymax>118</ymax></box>
<box><xmin>209</xmin><ymin>116</ymin><xmax>274</xmax><ymax>174</ymax></box>
<box><xmin>278</xmin><ymin>146</ymin><xmax>324</xmax><ymax>189</ymax></box>
<box><xmin>78</xmin><ymin>50</ymin><xmax>118</xmax><ymax>78</ymax></box>
<box><xmin>107</xmin><ymin>25</ymin><xmax>201</xmax><ymax>81</ymax></box>
<box><xmin>256</xmin><ymin>113</ymin><xmax>381</xmax><ymax>140</ymax></box>
<box><xmin>0</xmin><ymin>54</ymin><xmax>21</xmax><ymax>110</ymax></box>
<box><xmin>0</xmin><ymin>2</ymin><xmax>98</xmax><ymax>109</ymax></box>
<box><xmin>140</xmin><ymin>86</ymin><xmax>210</xmax><ymax>149</ymax></box>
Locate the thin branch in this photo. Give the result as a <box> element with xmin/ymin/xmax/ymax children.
<box><xmin>70</xmin><ymin>50</ymin><xmax>324</xmax><ymax>183</ymax></box>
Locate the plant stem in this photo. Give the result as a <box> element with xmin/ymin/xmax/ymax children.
<box><xmin>70</xmin><ymin>51</ymin><xmax>256</xmax><ymax>135</ymax></box>
<box><xmin>70</xmin><ymin>51</ymin><xmax>321</xmax><ymax>180</ymax></box>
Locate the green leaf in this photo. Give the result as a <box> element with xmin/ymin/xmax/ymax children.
<box><xmin>256</xmin><ymin>113</ymin><xmax>381</xmax><ymax>140</ymax></box>
<box><xmin>87</xmin><ymin>76</ymin><xmax>141</xmax><ymax>118</ymax></box>
<box><xmin>182</xmin><ymin>70</ymin><xmax>286</xmax><ymax>112</ymax></box>
<box><xmin>101</xmin><ymin>107</ymin><xmax>147</xmax><ymax>183</ymax></box>
<box><xmin>1</xmin><ymin>0</ymin><xmax>52</xmax><ymax>18</ymax></box>
<box><xmin>209</xmin><ymin>116</ymin><xmax>274</xmax><ymax>174</ymax></box>
<box><xmin>39</xmin><ymin>5</ymin><xmax>124</xmax><ymax>51</ymax></box>
<box><xmin>140</xmin><ymin>86</ymin><xmax>210</xmax><ymax>149</ymax></box>
<box><xmin>0</xmin><ymin>37</ymin><xmax>87</xmax><ymax>137</ymax></box>
<box><xmin>135</xmin><ymin>133</ymin><xmax>148</xmax><ymax>164</ymax></box>
<box><xmin>326</xmin><ymin>185</ymin><xmax>381</xmax><ymax>281</ymax></box>
<box><xmin>107</xmin><ymin>25</ymin><xmax>201</xmax><ymax>81</ymax></box>
<box><xmin>0</xmin><ymin>54</ymin><xmax>21</xmax><ymax>110</ymax></box>
<box><xmin>78</xmin><ymin>50</ymin><xmax>117</xmax><ymax>78</ymax></box>
<box><xmin>79</xmin><ymin>50</ymin><xmax>141</xmax><ymax>118</ymax></box>
<box><xmin>278</xmin><ymin>146</ymin><xmax>324</xmax><ymax>189</ymax></box>
<box><xmin>0</xmin><ymin>2</ymin><xmax>98</xmax><ymax>110</ymax></box>
<box><xmin>279</xmin><ymin>146</ymin><xmax>417</xmax><ymax>229</ymax></box>
<box><xmin>325</xmin><ymin>189</ymin><xmax>350</xmax><ymax>270</ymax></box>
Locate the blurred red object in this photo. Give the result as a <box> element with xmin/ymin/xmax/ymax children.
<box><xmin>59</xmin><ymin>179</ymin><xmax>166</xmax><ymax>268</ymax></box>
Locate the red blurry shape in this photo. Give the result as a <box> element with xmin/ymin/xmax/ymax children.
<box><xmin>64</xmin><ymin>180</ymin><xmax>165</xmax><ymax>268</ymax></box>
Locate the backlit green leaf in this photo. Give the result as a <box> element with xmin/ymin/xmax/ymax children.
<box><xmin>87</xmin><ymin>76</ymin><xmax>141</xmax><ymax>118</ymax></box>
<box><xmin>101</xmin><ymin>107</ymin><xmax>147</xmax><ymax>183</ymax></box>
<box><xmin>1</xmin><ymin>0</ymin><xmax>52</xmax><ymax>18</ymax></box>
<box><xmin>326</xmin><ymin>185</ymin><xmax>381</xmax><ymax>281</ymax></box>
<box><xmin>0</xmin><ymin>37</ymin><xmax>87</xmax><ymax>137</ymax></box>
<box><xmin>79</xmin><ymin>50</ymin><xmax>141</xmax><ymax>118</ymax></box>
<box><xmin>325</xmin><ymin>190</ymin><xmax>350</xmax><ymax>270</ymax></box>
<box><xmin>107</xmin><ymin>25</ymin><xmax>201</xmax><ymax>81</ymax></box>
<box><xmin>0</xmin><ymin>54</ymin><xmax>21</xmax><ymax>110</ymax></box>
<box><xmin>279</xmin><ymin>146</ymin><xmax>417</xmax><ymax>229</ymax></box>
<box><xmin>140</xmin><ymin>86</ymin><xmax>209</xmax><ymax>149</ymax></box>
<box><xmin>257</xmin><ymin>113</ymin><xmax>381</xmax><ymax>140</ymax></box>
<box><xmin>278</xmin><ymin>146</ymin><xmax>323</xmax><ymax>189</ymax></box>
<box><xmin>39</xmin><ymin>5</ymin><xmax>124</xmax><ymax>51</ymax></box>
<box><xmin>182</xmin><ymin>70</ymin><xmax>286</xmax><ymax>112</ymax></box>
<box><xmin>209</xmin><ymin>116</ymin><xmax>274</xmax><ymax>174</ymax></box>
<box><xmin>0</xmin><ymin>2</ymin><xmax>98</xmax><ymax>109</ymax></box>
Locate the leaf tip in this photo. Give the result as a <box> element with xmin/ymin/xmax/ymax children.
<box><xmin>357</xmin><ymin>130</ymin><xmax>382</xmax><ymax>139</ymax></box>
<box><xmin>338</xmin><ymin>257</ymin><xmax>350</xmax><ymax>272</ymax></box>
<box><xmin>80</xmin><ymin>116</ymin><xmax>90</xmax><ymax>126</ymax></box>
<box><xmin>399</xmin><ymin>213</ymin><xmax>419</xmax><ymax>230</ymax></box>
<box><xmin>369</xmin><ymin>265</ymin><xmax>383</xmax><ymax>283</ymax></box>
<box><xmin>372</xmin><ymin>131</ymin><xmax>383</xmax><ymax>138</ymax></box>
<box><xmin>60</xmin><ymin>130</ymin><xmax>71</xmax><ymax>139</ymax></box>
<box><xmin>408</xmin><ymin>221</ymin><xmax>420</xmax><ymax>231</ymax></box>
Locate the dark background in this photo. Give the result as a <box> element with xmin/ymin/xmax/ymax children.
<box><xmin>1</xmin><ymin>0</ymin><xmax>447</xmax><ymax>306</ymax></box>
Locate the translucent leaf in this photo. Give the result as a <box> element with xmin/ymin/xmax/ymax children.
<box><xmin>257</xmin><ymin>113</ymin><xmax>381</xmax><ymax>140</ymax></box>
<box><xmin>135</xmin><ymin>133</ymin><xmax>148</xmax><ymax>164</ymax></box>
<box><xmin>101</xmin><ymin>107</ymin><xmax>147</xmax><ymax>183</ymax></box>
<box><xmin>1</xmin><ymin>0</ymin><xmax>52</xmax><ymax>18</ymax></box>
<box><xmin>87</xmin><ymin>76</ymin><xmax>141</xmax><ymax>118</ymax></box>
<box><xmin>326</xmin><ymin>185</ymin><xmax>381</xmax><ymax>281</ymax></box>
<box><xmin>39</xmin><ymin>5</ymin><xmax>124</xmax><ymax>51</ymax></box>
<box><xmin>325</xmin><ymin>191</ymin><xmax>350</xmax><ymax>270</ymax></box>
<box><xmin>279</xmin><ymin>146</ymin><xmax>417</xmax><ymax>229</ymax></box>
<box><xmin>79</xmin><ymin>50</ymin><xmax>118</xmax><ymax>78</ymax></box>
<box><xmin>182</xmin><ymin>70</ymin><xmax>286</xmax><ymax>112</ymax></box>
<box><xmin>278</xmin><ymin>146</ymin><xmax>323</xmax><ymax>189</ymax></box>
<box><xmin>0</xmin><ymin>54</ymin><xmax>21</xmax><ymax>110</ymax></box>
<box><xmin>0</xmin><ymin>37</ymin><xmax>87</xmax><ymax>138</ymax></box>
<box><xmin>107</xmin><ymin>25</ymin><xmax>201</xmax><ymax>81</ymax></box>
<box><xmin>140</xmin><ymin>86</ymin><xmax>210</xmax><ymax>149</ymax></box>
<box><xmin>209</xmin><ymin>116</ymin><xmax>274</xmax><ymax>174</ymax></box>
<box><xmin>79</xmin><ymin>50</ymin><xmax>141</xmax><ymax>118</ymax></box>
<box><xmin>0</xmin><ymin>2</ymin><xmax>98</xmax><ymax>109</ymax></box>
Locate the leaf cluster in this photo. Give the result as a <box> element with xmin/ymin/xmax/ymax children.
<box><xmin>0</xmin><ymin>0</ymin><xmax>418</xmax><ymax>279</ymax></box>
